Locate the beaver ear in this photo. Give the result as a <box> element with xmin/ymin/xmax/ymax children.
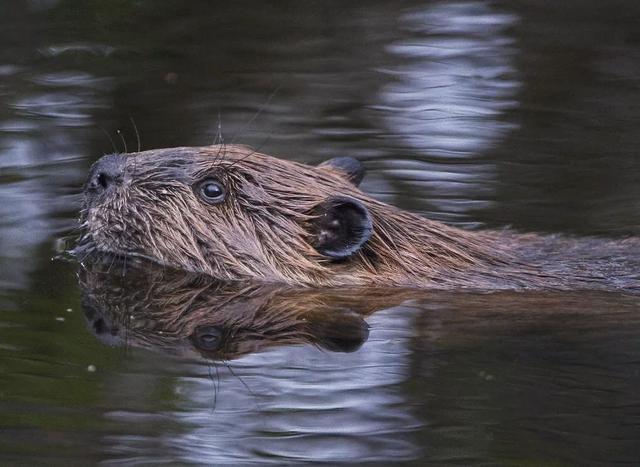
<box><xmin>309</xmin><ymin>196</ymin><xmax>373</xmax><ymax>259</ymax></box>
<box><xmin>318</xmin><ymin>157</ymin><xmax>365</xmax><ymax>186</ymax></box>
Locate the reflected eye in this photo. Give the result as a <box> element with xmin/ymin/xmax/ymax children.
<box><xmin>191</xmin><ymin>326</ymin><xmax>224</xmax><ymax>351</ymax></box>
<box><xmin>197</xmin><ymin>179</ymin><xmax>226</xmax><ymax>204</ymax></box>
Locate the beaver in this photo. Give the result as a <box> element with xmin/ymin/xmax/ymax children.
<box><xmin>78</xmin><ymin>144</ymin><xmax>640</xmax><ymax>290</ymax></box>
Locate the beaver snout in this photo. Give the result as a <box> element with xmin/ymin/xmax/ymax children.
<box><xmin>84</xmin><ymin>154</ymin><xmax>126</xmax><ymax>199</ymax></box>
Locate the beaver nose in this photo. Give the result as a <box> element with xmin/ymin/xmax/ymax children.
<box><xmin>85</xmin><ymin>154</ymin><xmax>125</xmax><ymax>195</ymax></box>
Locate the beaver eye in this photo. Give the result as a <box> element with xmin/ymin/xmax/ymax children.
<box><xmin>197</xmin><ymin>179</ymin><xmax>226</xmax><ymax>204</ymax></box>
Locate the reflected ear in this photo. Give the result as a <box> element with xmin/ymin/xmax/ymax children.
<box><xmin>309</xmin><ymin>196</ymin><xmax>373</xmax><ymax>259</ymax></box>
<box><xmin>318</xmin><ymin>157</ymin><xmax>365</xmax><ymax>186</ymax></box>
<box><xmin>306</xmin><ymin>309</ymin><xmax>370</xmax><ymax>353</ymax></box>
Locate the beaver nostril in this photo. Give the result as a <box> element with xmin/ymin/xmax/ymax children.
<box><xmin>98</xmin><ymin>172</ymin><xmax>113</xmax><ymax>189</ymax></box>
<box><xmin>85</xmin><ymin>154</ymin><xmax>125</xmax><ymax>195</ymax></box>
<box><xmin>88</xmin><ymin>170</ymin><xmax>116</xmax><ymax>192</ymax></box>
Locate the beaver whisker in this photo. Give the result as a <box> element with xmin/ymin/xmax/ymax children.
<box><xmin>223</xmin><ymin>361</ymin><xmax>260</xmax><ymax>410</ymax></box>
<box><xmin>116</xmin><ymin>129</ymin><xmax>128</xmax><ymax>154</ymax></box>
<box><xmin>72</xmin><ymin>242</ymin><xmax>97</xmax><ymax>265</ymax></box>
<box><xmin>98</xmin><ymin>126</ymin><xmax>118</xmax><ymax>154</ymax></box>
<box><xmin>76</xmin><ymin>223</ymin><xmax>171</xmax><ymax>272</ymax></box>
<box><xmin>210</xmin><ymin>108</ymin><xmax>226</xmax><ymax>169</ymax></box>
<box><xmin>206</xmin><ymin>362</ymin><xmax>220</xmax><ymax>414</ymax></box>
<box><xmin>212</xmin><ymin>140</ymin><xmax>225</xmax><ymax>169</ymax></box>
<box><xmin>127</xmin><ymin>120</ymin><xmax>141</xmax><ymax>179</ymax></box>
<box><xmin>223</xmin><ymin>134</ymin><xmax>272</xmax><ymax>173</ymax></box>
<box><xmin>230</xmin><ymin>83</ymin><xmax>282</xmax><ymax>146</ymax></box>
<box><xmin>129</xmin><ymin>116</ymin><xmax>141</xmax><ymax>153</ymax></box>
<box><xmin>213</xmin><ymin>108</ymin><xmax>223</xmax><ymax>146</ymax></box>
<box><xmin>211</xmin><ymin>86</ymin><xmax>281</xmax><ymax>174</ymax></box>
<box><xmin>105</xmin><ymin>249</ymin><xmax>120</xmax><ymax>275</ymax></box>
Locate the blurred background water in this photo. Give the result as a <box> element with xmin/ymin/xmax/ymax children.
<box><xmin>1</xmin><ymin>0</ymin><xmax>639</xmax><ymax>465</ymax></box>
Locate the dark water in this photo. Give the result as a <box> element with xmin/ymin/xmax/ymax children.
<box><xmin>1</xmin><ymin>0</ymin><xmax>640</xmax><ymax>465</ymax></box>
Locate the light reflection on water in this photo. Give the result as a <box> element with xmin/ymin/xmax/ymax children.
<box><xmin>77</xmin><ymin>262</ymin><xmax>422</xmax><ymax>463</ymax></box>
<box><xmin>381</xmin><ymin>2</ymin><xmax>519</xmax><ymax>156</ymax></box>
<box><xmin>1</xmin><ymin>0</ymin><xmax>640</xmax><ymax>464</ymax></box>
<box><xmin>165</xmin><ymin>306</ymin><xmax>419</xmax><ymax>464</ymax></box>
<box><xmin>371</xmin><ymin>1</ymin><xmax>520</xmax><ymax>226</ymax></box>
<box><xmin>0</xmin><ymin>62</ymin><xmax>107</xmax><ymax>287</ymax></box>
<box><xmin>75</xmin><ymin>262</ymin><xmax>640</xmax><ymax>464</ymax></box>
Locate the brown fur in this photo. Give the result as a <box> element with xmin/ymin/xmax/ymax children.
<box><xmin>79</xmin><ymin>145</ymin><xmax>640</xmax><ymax>290</ymax></box>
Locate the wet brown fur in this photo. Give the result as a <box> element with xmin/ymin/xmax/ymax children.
<box><xmin>80</xmin><ymin>144</ymin><xmax>640</xmax><ymax>290</ymax></box>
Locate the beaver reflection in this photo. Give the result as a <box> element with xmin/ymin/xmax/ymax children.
<box><xmin>79</xmin><ymin>257</ymin><xmax>412</xmax><ymax>360</ymax></box>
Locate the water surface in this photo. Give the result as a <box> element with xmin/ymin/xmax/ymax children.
<box><xmin>1</xmin><ymin>1</ymin><xmax>640</xmax><ymax>465</ymax></box>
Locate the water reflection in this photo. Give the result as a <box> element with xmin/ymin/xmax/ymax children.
<box><xmin>375</xmin><ymin>1</ymin><xmax>519</xmax><ymax>224</ymax></box>
<box><xmin>76</xmin><ymin>258</ymin><xmax>640</xmax><ymax>464</ymax></box>
<box><xmin>0</xmin><ymin>54</ymin><xmax>109</xmax><ymax>288</ymax></box>
<box><xmin>80</xmin><ymin>259</ymin><xmax>414</xmax><ymax>360</ymax></box>
<box><xmin>79</xmin><ymin>258</ymin><xmax>422</xmax><ymax>463</ymax></box>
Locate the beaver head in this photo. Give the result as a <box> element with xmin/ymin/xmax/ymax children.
<box><xmin>80</xmin><ymin>144</ymin><xmax>509</xmax><ymax>287</ymax></box>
